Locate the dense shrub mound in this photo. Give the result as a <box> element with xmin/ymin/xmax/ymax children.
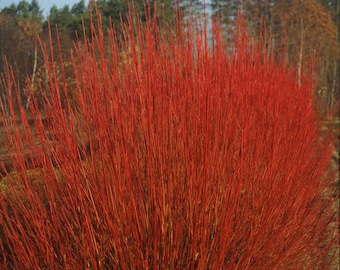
<box><xmin>0</xmin><ymin>6</ymin><xmax>338</xmax><ymax>269</ymax></box>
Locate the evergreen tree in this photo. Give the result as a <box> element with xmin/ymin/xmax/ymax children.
<box><xmin>210</xmin><ymin>0</ymin><xmax>240</xmax><ymax>25</ymax></box>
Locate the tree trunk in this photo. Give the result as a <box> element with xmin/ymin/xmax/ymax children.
<box><xmin>330</xmin><ymin>60</ymin><xmax>337</xmax><ymax>111</ymax></box>
<box><xmin>26</xmin><ymin>43</ymin><xmax>38</xmax><ymax>109</ymax></box>
<box><xmin>298</xmin><ymin>16</ymin><xmax>303</xmax><ymax>87</ymax></box>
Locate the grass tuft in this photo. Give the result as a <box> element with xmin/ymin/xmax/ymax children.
<box><xmin>0</xmin><ymin>5</ymin><xmax>338</xmax><ymax>269</ymax></box>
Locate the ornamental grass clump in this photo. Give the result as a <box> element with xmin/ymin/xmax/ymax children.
<box><xmin>0</xmin><ymin>5</ymin><xmax>338</xmax><ymax>269</ymax></box>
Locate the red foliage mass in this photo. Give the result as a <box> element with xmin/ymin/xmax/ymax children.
<box><xmin>0</xmin><ymin>6</ymin><xmax>338</xmax><ymax>270</ymax></box>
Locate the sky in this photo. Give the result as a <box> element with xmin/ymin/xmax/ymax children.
<box><xmin>0</xmin><ymin>0</ymin><xmax>80</xmax><ymax>15</ymax></box>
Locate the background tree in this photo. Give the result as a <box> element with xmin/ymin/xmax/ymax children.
<box><xmin>318</xmin><ymin>0</ymin><xmax>339</xmax><ymax>111</ymax></box>
<box><xmin>239</xmin><ymin>0</ymin><xmax>338</xmax><ymax>112</ymax></box>
<box><xmin>210</xmin><ymin>0</ymin><xmax>240</xmax><ymax>26</ymax></box>
<box><xmin>273</xmin><ymin>0</ymin><xmax>338</xmax><ymax>111</ymax></box>
<box><xmin>0</xmin><ymin>0</ymin><xmax>43</xmax><ymax>110</ymax></box>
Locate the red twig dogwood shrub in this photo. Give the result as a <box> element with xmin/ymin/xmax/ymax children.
<box><xmin>0</xmin><ymin>5</ymin><xmax>338</xmax><ymax>269</ymax></box>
